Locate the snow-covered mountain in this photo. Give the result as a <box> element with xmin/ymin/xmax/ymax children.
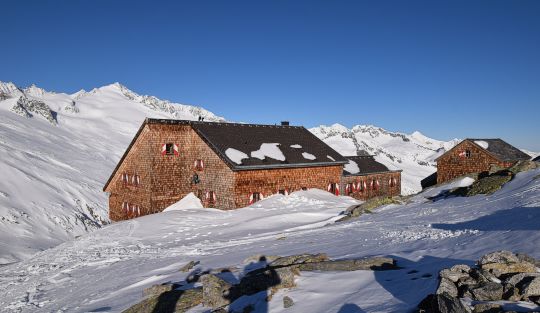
<box><xmin>310</xmin><ymin>124</ymin><xmax>461</xmax><ymax>195</ymax></box>
<box><xmin>0</xmin><ymin>81</ymin><xmax>223</xmax><ymax>264</ymax></box>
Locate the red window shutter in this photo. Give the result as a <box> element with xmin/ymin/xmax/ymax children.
<box><xmin>161</xmin><ymin>144</ymin><xmax>167</xmax><ymax>155</ymax></box>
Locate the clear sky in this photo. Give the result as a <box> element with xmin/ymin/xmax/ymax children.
<box><xmin>1</xmin><ymin>1</ymin><xmax>539</xmax><ymax>150</ymax></box>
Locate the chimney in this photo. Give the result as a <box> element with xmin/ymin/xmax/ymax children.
<box><xmin>281</xmin><ymin>121</ymin><xmax>290</xmax><ymax>126</ymax></box>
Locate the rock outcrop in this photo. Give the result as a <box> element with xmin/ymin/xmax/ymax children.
<box><xmin>124</xmin><ymin>253</ymin><xmax>398</xmax><ymax>313</ymax></box>
<box><xmin>10</xmin><ymin>96</ymin><xmax>57</xmax><ymax>125</ymax></box>
<box><xmin>418</xmin><ymin>251</ymin><xmax>540</xmax><ymax>313</ymax></box>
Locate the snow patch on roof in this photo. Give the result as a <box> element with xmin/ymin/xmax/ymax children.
<box><xmin>163</xmin><ymin>193</ymin><xmax>203</xmax><ymax>212</ymax></box>
<box><xmin>474</xmin><ymin>140</ymin><xmax>489</xmax><ymax>149</ymax></box>
<box><xmin>250</xmin><ymin>143</ymin><xmax>286</xmax><ymax>161</ymax></box>
<box><xmin>225</xmin><ymin>148</ymin><xmax>249</xmax><ymax>165</ymax></box>
<box><xmin>290</xmin><ymin>144</ymin><xmax>302</xmax><ymax>149</ymax></box>
<box><xmin>344</xmin><ymin>160</ymin><xmax>360</xmax><ymax>174</ymax></box>
<box><xmin>302</xmin><ymin>152</ymin><xmax>316</xmax><ymax>160</ymax></box>
<box><xmin>327</xmin><ymin>155</ymin><xmax>336</xmax><ymax>161</ymax></box>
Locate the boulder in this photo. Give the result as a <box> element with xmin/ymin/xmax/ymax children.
<box><xmin>479</xmin><ymin>251</ymin><xmax>520</xmax><ymax>265</ymax></box>
<box><xmin>509</xmin><ymin>161</ymin><xmax>539</xmax><ymax>174</ymax></box>
<box><xmin>519</xmin><ymin>276</ymin><xmax>540</xmax><ymax>299</ymax></box>
<box><xmin>122</xmin><ymin>288</ymin><xmax>203</xmax><ymax>313</ymax></box>
<box><xmin>470</xmin><ymin>282</ymin><xmax>504</xmax><ymax>301</ymax></box>
<box><xmin>440</xmin><ymin>265</ymin><xmax>471</xmax><ymax>283</ymax></box>
<box><xmin>269</xmin><ymin>253</ymin><xmax>329</xmax><ymax>267</ymax></box>
<box><xmin>464</xmin><ymin>175</ymin><xmax>512</xmax><ymax>196</ymax></box>
<box><xmin>283</xmin><ymin>296</ymin><xmax>294</xmax><ymax>308</ymax></box>
<box><xmin>478</xmin><ymin>251</ymin><xmax>536</xmax><ymax>277</ymax></box>
<box><xmin>502</xmin><ymin>286</ymin><xmax>521</xmax><ymax>301</ymax></box>
<box><xmin>143</xmin><ymin>283</ymin><xmax>179</xmax><ymax>298</ymax></box>
<box><xmin>436</xmin><ymin>278</ymin><xmax>459</xmax><ymax>297</ymax></box>
<box><xmin>472</xmin><ymin>303</ymin><xmax>503</xmax><ymax>313</ymax></box>
<box><xmin>297</xmin><ymin>257</ymin><xmax>396</xmax><ymax>271</ymax></box>
<box><xmin>201</xmin><ymin>274</ymin><xmax>235</xmax><ymax>308</ymax></box>
<box><xmin>243</xmin><ymin>254</ymin><xmax>280</xmax><ymax>265</ymax></box>
<box><xmin>180</xmin><ymin>260</ymin><xmax>200</xmax><ymax>272</ymax></box>
<box><xmin>417</xmin><ymin>293</ymin><xmax>471</xmax><ymax>313</ymax></box>
<box><xmin>480</xmin><ymin>262</ymin><xmax>536</xmax><ymax>277</ymax></box>
<box><xmin>272</xmin><ymin>266</ymin><xmax>298</xmax><ymax>289</ymax></box>
<box><xmin>504</xmin><ymin>272</ymin><xmax>540</xmax><ymax>287</ymax></box>
<box><xmin>516</xmin><ymin>253</ymin><xmax>540</xmax><ymax>267</ymax></box>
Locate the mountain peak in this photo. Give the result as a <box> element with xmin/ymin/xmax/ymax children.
<box><xmin>0</xmin><ymin>81</ymin><xmax>21</xmax><ymax>95</ymax></box>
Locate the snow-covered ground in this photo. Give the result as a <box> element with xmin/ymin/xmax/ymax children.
<box><xmin>0</xmin><ymin>169</ymin><xmax>538</xmax><ymax>313</ymax></box>
<box><xmin>0</xmin><ymin>81</ymin><xmax>222</xmax><ymax>264</ymax></box>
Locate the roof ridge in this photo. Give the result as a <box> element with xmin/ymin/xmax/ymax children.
<box><xmin>146</xmin><ymin>118</ymin><xmax>305</xmax><ymax>128</ymax></box>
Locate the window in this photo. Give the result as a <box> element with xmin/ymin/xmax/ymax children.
<box><xmin>279</xmin><ymin>189</ymin><xmax>286</xmax><ymax>195</ymax></box>
<box><xmin>165</xmin><ymin>143</ymin><xmax>174</xmax><ymax>155</ymax></box>
<box><xmin>207</xmin><ymin>191</ymin><xmax>216</xmax><ymax>205</ymax></box>
<box><xmin>459</xmin><ymin>150</ymin><xmax>472</xmax><ymax>159</ymax></box>
<box><xmin>346</xmin><ymin>183</ymin><xmax>354</xmax><ymax>195</ymax></box>
<box><xmin>249</xmin><ymin>192</ymin><xmax>261</xmax><ymax>204</ymax></box>
<box><xmin>328</xmin><ymin>183</ymin><xmax>339</xmax><ymax>196</ymax></box>
<box><xmin>132</xmin><ymin>174</ymin><xmax>140</xmax><ymax>187</ymax></box>
<box><xmin>194</xmin><ymin>159</ymin><xmax>204</xmax><ymax>171</ymax></box>
<box><xmin>372</xmin><ymin>179</ymin><xmax>378</xmax><ymax>191</ymax></box>
<box><xmin>301</xmin><ymin>187</ymin><xmax>307</xmax><ymax>191</ymax></box>
<box><xmin>121</xmin><ymin>173</ymin><xmax>128</xmax><ymax>185</ymax></box>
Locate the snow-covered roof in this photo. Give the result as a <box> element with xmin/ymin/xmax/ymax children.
<box><xmin>189</xmin><ymin>120</ymin><xmax>347</xmax><ymax>170</ymax></box>
<box><xmin>342</xmin><ymin>155</ymin><xmax>398</xmax><ymax>176</ymax></box>
<box><xmin>435</xmin><ymin>139</ymin><xmax>531</xmax><ymax>163</ymax></box>
<box><xmin>225</xmin><ymin>148</ymin><xmax>249</xmax><ymax>165</ymax></box>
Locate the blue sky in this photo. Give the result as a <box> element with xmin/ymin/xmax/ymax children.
<box><xmin>1</xmin><ymin>1</ymin><xmax>539</xmax><ymax>150</ymax></box>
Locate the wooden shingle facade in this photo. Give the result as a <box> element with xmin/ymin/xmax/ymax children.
<box><xmin>103</xmin><ymin>119</ymin><xmax>402</xmax><ymax>221</ymax></box>
<box><xmin>341</xmin><ymin>155</ymin><xmax>402</xmax><ymax>200</ymax></box>
<box><xmin>435</xmin><ymin>138</ymin><xmax>530</xmax><ymax>184</ymax></box>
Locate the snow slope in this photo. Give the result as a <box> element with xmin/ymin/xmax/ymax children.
<box><xmin>0</xmin><ymin>169</ymin><xmax>538</xmax><ymax>312</ymax></box>
<box><xmin>310</xmin><ymin>124</ymin><xmax>461</xmax><ymax>195</ymax></box>
<box><xmin>0</xmin><ymin>81</ymin><xmax>223</xmax><ymax>264</ymax></box>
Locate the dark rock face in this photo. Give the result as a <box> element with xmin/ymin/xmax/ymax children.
<box><xmin>10</xmin><ymin>96</ymin><xmax>57</xmax><ymax>125</ymax></box>
<box><xmin>64</xmin><ymin>100</ymin><xmax>80</xmax><ymax>113</ymax></box>
<box><xmin>417</xmin><ymin>294</ymin><xmax>471</xmax><ymax>313</ymax></box>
